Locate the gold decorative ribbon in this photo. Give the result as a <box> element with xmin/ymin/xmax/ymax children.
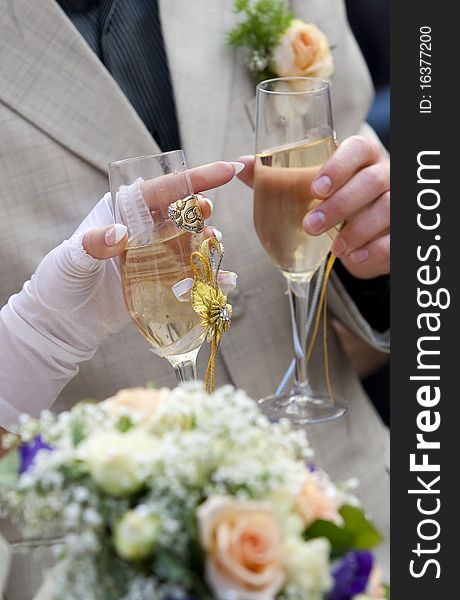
<box><xmin>190</xmin><ymin>237</ymin><xmax>232</xmax><ymax>393</ymax></box>
<box><xmin>306</xmin><ymin>253</ymin><xmax>336</xmax><ymax>400</ymax></box>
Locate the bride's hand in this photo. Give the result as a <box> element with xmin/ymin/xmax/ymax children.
<box><xmin>81</xmin><ymin>161</ymin><xmax>240</xmax><ymax>259</ymax></box>
<box><xmin>31</xmin><ymin>161</ymin><xmax>241</xmax><ymax>316</ymax></box>
<box><xmin>0</xmin><ymin>161</ymin><xmax>242</xmax><ymax>430</ymax></box>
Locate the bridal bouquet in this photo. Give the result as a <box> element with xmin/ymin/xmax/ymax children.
<box><xmin>0</xmin><ymin>385</ymin><xmax>388</xmax><ymax>600</ymax></box>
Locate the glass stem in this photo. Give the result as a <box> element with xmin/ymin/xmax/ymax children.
<box><xmin>173</xmin><ymin>359</ymin><xmax>197</xmax><ymax>384</ymax></box>
<box><xmin>287</xmin><ymin>279</ymin><xmax>311</xmax><ymax>391</ymax></box>
<box><xmin>168</xmin><ymin>347</ymin><xmax>200</xmax><ymax>385</ymax></box>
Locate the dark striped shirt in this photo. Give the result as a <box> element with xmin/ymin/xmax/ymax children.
<box><xmin>57</xmin><ymin>0</ymin><xmax>181</xmax><ymax>152</ymax></box>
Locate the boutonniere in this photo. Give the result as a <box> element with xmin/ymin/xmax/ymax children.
<box><xmin>228</xmin><ymin>0</ymin><xmax>334</xmax><ymax>82</ymax></box>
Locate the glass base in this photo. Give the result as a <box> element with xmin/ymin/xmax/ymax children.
<box><xmin>258</xmin><ymin>388</ymin><xmax>347</xmax><ymax>425</ymax></box>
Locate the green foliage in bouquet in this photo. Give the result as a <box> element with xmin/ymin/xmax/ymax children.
<box><xmin>228</xmin><ymin>0</ymin><xmax>294</xmax><ymax>81</ymax></box>
<box><xmin>305</xmin><ymin>504</ymin><xmax>384</xmax><ymax>559</ymax></box>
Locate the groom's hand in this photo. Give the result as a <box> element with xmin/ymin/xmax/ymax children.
<box><xmin>303</xmin><ymin>136</ymin><xmax>390</xmax><ymax>279</ymax></box>
<box><xmin>238</xmin><ymin>136</ymin><xmax>390</xmax><ymax>280</ymax></box>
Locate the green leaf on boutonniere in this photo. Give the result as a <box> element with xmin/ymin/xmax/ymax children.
<box><xmin>227</xmin><ymin>0</ymin><xmax>293</xmax><ymax>81</ymax></box>
<box><xmin>0</xmin><ymin>448</ymin><xmax>19</xmax><ymax>488</ymax></box>
<box><xmin>303</xmin><ymin>504</ymin><xmax>383</xmax><ymax>559</ymax></box>
<box><xmin>384</xmin><ymin>584</ymin><xmax>391</xmax><ymax>599</ymax></box>
<box><xmin>234</xmin><ymin>0</ymin><xmax>250</xmax><ymax>10</ymax></box>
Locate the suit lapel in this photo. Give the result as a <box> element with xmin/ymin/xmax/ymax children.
<box><xmin>158</xmin><ymin>0</ymin><xmax>235</xmax><ymax>167</ymax></box>
<box><xmin>0</xmin><ymin>0</ymin><xmax>158</xmax><ymax>174</ymax></box>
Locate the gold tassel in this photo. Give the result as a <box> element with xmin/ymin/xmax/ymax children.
<box><xmin>190</xmin><ymin>237</ymin><xmax>232</xmax><ymax>394</ymax></box>
<box><xmin>205</xmin><ymin>336</ymin><xmax>218</xmax><ymax>393</ymax></box>
<box><xmin>306</xmin><ymin>254</ymin><xmax>336</xmax><ymax>400</ymax></box>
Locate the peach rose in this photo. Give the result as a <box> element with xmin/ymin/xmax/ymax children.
<box><xmin>272</xmin><ymin>20</ymin><xmax>334</xmax><ymax>79</ymax></box>
<box><xmin>296</xmin><ymin>471</ymin><xmax>341</xmax><ymax>528</ymax></box>
<box><xmin>197</xmin><ymin>496</ymin><xmax>285</xmax><ymax>600</ymax></box>
<box><xmin>102</xmin><ymin>387</ymin><xmax>161</xmax><ymax>420</ymax></box>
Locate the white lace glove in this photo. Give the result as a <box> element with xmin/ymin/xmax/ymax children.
<box><xmin>0</xmin><ymin>162</ymin><xmax>241</xmax><ymax>429</ymax></box>
<box><xmin>0</xmin><ymin>193</ymin><xmax>128</xmax><ymax>428</ymax></box>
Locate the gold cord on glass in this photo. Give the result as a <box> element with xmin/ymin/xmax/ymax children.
<box><xmin>305</xmin><ymin>253</ymin><xmax>336</xmax><ymax>400</ymax></box>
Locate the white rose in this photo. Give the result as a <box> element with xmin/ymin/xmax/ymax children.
<box><xmin>272</xmin><ymin>20</ymin><xmax>334</xmax><ymax>79</ymax></box>
<box><xmin>114</xmin><ymin>507</ymin><xmax>160</xmax><ymax>561</ymax></box>
<box><xmin>283</xmin><ymin>537</ymin><xmax>332</xmax><ymax>595</ymax></box>
<box><xmin>78</xmin><ymin>430</ymin><xmax>157</xmax><ymax>496</ymax></box>
<box><xmin>197</xmin><ymin>496</ymin><xmax>285</xmax><ymax>600</ymax></box>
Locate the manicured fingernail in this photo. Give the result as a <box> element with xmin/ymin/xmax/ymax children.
<box><xmin>211</xmin><ymin>227</ymin><xmax>222</xmax><ymax>242</ymax></box>
<box><xmin>351</xmin><ymin>248</ymin><xmax>369</xmax><ymax>263</ymax></box>
<box><xmin>230</xmin><ymin>161</ymin><xmax>245</xmax><ymax>175</ymax></box>
<box><xmin>312</xmin><ymin>175</ymin><xmax>332</xmax><ymax>196</ymax></box>
<box><xmin>197</xmin><ymin>193</ymin><xmax>213</xmax><ymax>211</ymax></box>
<box><xmin>333</xmin><ymin>238</ymin><xmax>347</xmax><ymax>256</ymax></box>
<box><xmin>105</xmin><ymin>224</ymin><xmax>127</xmax><ymax>247</ymax></box>
<box><xmin>304</xmin><ymin>211</ymin><xmax>327</xmax><ymax>233</ymax></box>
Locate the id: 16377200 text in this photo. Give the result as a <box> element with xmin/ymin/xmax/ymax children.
<box><xmin>419</xmin><ymin>26</ymin><xmax>432</xmax><ymax>114</ymax></box>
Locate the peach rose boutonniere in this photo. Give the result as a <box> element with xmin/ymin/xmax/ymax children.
<box><xmin>228</xmin><ymin>0</ymin><xmax>334</xmax><ymax>82</ymax></box>
<box><xmin>273</xmin><ymin>20</ymin><xmax>334</xmax><ymax>79</ymax></box>
<box><xmin>197</xmin><ymin>495</ymin><xmax>285</xmax><ymax>599</ymax></box>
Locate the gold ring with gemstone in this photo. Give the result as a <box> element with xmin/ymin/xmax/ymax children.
<box><xmin>167</xmin><ymin>194</ymin><xmax>204</xmax><ymax>234</ymax></box>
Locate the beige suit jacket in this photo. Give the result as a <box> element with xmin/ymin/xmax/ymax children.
<box><xmin>0</xmin><ymin>1</ymin><xmax>390</xmax><ymax>597</ymax></box>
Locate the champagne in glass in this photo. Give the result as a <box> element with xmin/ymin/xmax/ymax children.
<box><xmin>254</xmin><ymin>136</ymin><xmax>338</xmax><ymax>282</ymax></box>
<box><xmin>254</xmin><ymin>77</ymin><xmax>346</xmax><ymax>424</ymax></box>
<box><xmin>109</xmin><ymin>151</ymin><xmax>206</xmax><ymax>384</ymax></box>
<box><xmin>121</xmin><ymin>229</ymin><xmax>206</xmax><ymax>365</ymax></box>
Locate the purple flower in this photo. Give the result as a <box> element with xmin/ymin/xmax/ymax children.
<box><xmin>19</xmin><ymin>435</ymin><xmax>54</xmax><ymax>474</ymax></box>
<box><xmin>327</xmin><ymin>551</ymin><xmax>374</xmax><ymax>600</ymax></box>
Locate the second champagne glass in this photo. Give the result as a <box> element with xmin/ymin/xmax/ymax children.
<box><xmin>254</xmin><ymin>77</ymin><xmax>347</xmax><ymax>424</ymax></box>
<box><xmin>109</xmin><ymin>150</ymin><xmax>206</xmax><ymax>384</ymax></box>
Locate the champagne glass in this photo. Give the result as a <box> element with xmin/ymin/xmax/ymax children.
<box><xmin>109</xmin><ymin>150</ymin><xmax>206</xmax><ymax>384</ymax></box>
<box><xmin>254</xmin><ymin>77</ymin><xmax>347</xmax><ymax>424</ymax></box>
